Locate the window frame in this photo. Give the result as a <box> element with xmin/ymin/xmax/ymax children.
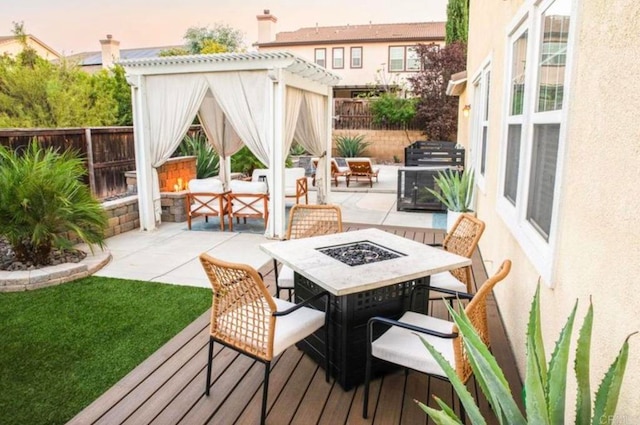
<box><xmin>388</xmin><ymin>46</ymin><xmax>405</xmax><ymax>72</ymax></box>
<box><xmin>314</xmin><ymin>48</ymin><xmax>326</xmax><ymax>68</ymax></box>
<box><xmin>350</xmin><ymin>46</ymin><xmax>363</xmax><ymax>68</ymax></box>
<box><xmin>495</xmin><ymin>0</ymin><xmax>576</xmax><ymax>286</ymax></box>
<box><xmin>470</xmin><ymin>58</ymin><xmax>492</xmax><ymax>193</ymax></box>
<box><xmin>332</xmin><ymin>47</ymin><xmax>344</xmax><ymax>69</ymax></box>
<box><xmin>388</xmin><ymin>45</ymin><xmax>422</xmax><ymax>72</ymax></box>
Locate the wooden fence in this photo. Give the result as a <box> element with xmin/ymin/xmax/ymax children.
<box><xmin>0</xmin><ymin>127</ymin><xmax>136</xmax><ymax>199</ymax></box>
<box><xmin>333</xmin><ymin>99</ymin><xmax>422</xmax><ymax>131</ymax></box>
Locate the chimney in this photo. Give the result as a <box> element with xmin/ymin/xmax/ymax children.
<box><xmin>99</xmin><ymin>34</ymin><xmax>120</xmax><ymax>69</ymax></box>
<box><xmin>256</xmin><ymin>9</ymin><xmax>277</xmax><ymax>45</ymax></box>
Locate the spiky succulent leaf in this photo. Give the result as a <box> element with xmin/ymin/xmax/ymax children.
<box><xmin>546</xmin><ymin>301</ymin><xmax>578</xmax><ymax>423</ymax></box>
<box><xmin>592</xmin><ymin>332</ymin><xmax>637</xmax><ymax>424</ymax></box>
<box><xmin>433</xmin><ymin>396</ymin><xmax>464</xmax><ymax>422</ymax></box>
<box><xmin>418</xmin><ymin>335</ymin><xmax>486</xmax><ymax>425</ymax></box>
<box><xmin>416</xmin><ymin>400</ymin><xmax>464</xmax><ymax>425</ymax></box>
<box><xmin>447</xmin><ymin>304</ymin><xmax>526</xmax><ymax>425</ymax></box>
<box><xmin>524</xmin><ymin>285</ymin><xmax>550</xmax><ymax>424</ymax></box>
<box><xmin>574</xmin><ymin>300</ymin><xmax>593</xmax><ymax>425</ymax></box>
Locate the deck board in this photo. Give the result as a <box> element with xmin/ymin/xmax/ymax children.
<box><xmin>68</xmin><ymin>223</ymin><xmax>522</xmax><ymax>425</ymax></box>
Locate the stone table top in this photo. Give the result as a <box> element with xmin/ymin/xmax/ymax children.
<box><xmin>260</xmin><ymin>228</ymin><xmax>471</xmax><ymax>296</ymax></box>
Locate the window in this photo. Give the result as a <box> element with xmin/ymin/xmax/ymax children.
<box><xmin>314</xmin><ymin>48</ymin><xmax>326</xmax><ymax>67</ymax></box>
<box><xmin>406</xmin><ymin>47</ymin><xmax>420</xmax><ymax>71</ymax></box>
<box><xmin>389</xmin><ymin>47</ymin><xmax>404</xmax><ymax>71</ymax></box>
<box><xmin>471</xmin><ymin>63</ymin><xmax>491</xmax><ymax>189</ymax></box>
<box><xmin>350</xmin><ymin>47</ymin><xmax>362</xmax><ymax>68</ymax></box>
<box><xmin>496</xmin><ymin>0</ymin><xmax>573</xmax><ymax>284</ymax></box>
<box><xmin>504</xmin><ymin>28</ymin><xmax>529</xmax><ymax>205</ymax></box>
<box><xmin>332</xmin><ymin>47</ymin><xmax>344</xmax><ymax>69</ymax></box>
<box><xmin>388</xmin><ymin>45</ymin><xmax>422</xmax><ymax>72</ymax></box>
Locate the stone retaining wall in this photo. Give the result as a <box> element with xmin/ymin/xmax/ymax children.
<box><xmin>102</xmin><ymin>196</ymin><xmax>140</xmax><ymax>238</ymax></box>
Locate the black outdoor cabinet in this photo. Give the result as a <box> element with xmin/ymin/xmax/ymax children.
<box><xmin>397</xmin><ymin>166</ymin><xmax>455</xmax><ymax>212</ymax></box>
<box><xmin>404</xmin><ymin>141</ymin><xmax>465</xmax><ymax>168</ymax></box>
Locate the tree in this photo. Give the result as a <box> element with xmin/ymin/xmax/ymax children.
<box><xmin>408</xmin><ymin>42</ymin><xmax>467</xmax><ymax>141</ymax></box>
<box><xmin>445</xmin><ymin>0</ymin><xmax>469</xmax><ymax>44</ymax></box>
<box><xmin>11</xmin><ymin>21</ymin><xmax>38</xmax><ymax>68</ymax></box>
<box><xmin>161</xmin><ymin>23</ymin><xmax>246</xmax><ymax>56</ymax></box>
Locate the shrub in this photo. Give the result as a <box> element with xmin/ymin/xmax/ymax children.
<box><xmin>418</xmin><ymin>285</ymin><xmax>636</xmax><ymax>424</ymax></box>
<box><xmin>231</xmin><ymin>146</ymin><xmax>266</xmax><ymax>175</ymax></box>
<box><xmin>335</xmin><ymin>134</ymin><xmax>371</xmax><ymax>158</ymax></box>
<box><xmin>178</xmin><ymin>132</ymin><xmax>219</xmax><ymax>179</ymax></box>
<box><xmin>0</xmin><ymin>142</ymin><xmax>107</xmax><ymax>265</ymax></box>
<box><xmin>289</xmin><ymin>142</ymin><xmax>307</xmax><ymax>156</ymax></box>
<box><xmin>369</xmin><ymin>93</ymin><xmax>417</xmax><ymax>127</ymax></box>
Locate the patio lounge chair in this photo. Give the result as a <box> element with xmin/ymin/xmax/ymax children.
<box><xmin>345</xmin><ymin>158</ymin><xmax>380</xmax><ymax>187</ymax></box>
<box><xmin>199</xmin><ymin>254</ymin><xmax>330</xmax><ymax>425</ymax></box>
<box><xmin>363</xmin><ymin>260</ymin><xmax>512</xmax><ymax>419</ymax></box>
<box><xmin>274</xmin><ymin>204</ymin><xmax>343</xmax><ymax>300</ymax></box>
<box><xmin>186</xmin><ymin>178</ymin><xmax>231</xmax><ymax>231</ymax></box>
<box><xmin>229</xmin><ymin>180</ymin><xmax>269</xmax><ymax>230</ymax></box>
<box><xmin>311</xmin><ymin>158</ymin><xmax>351</xmax><ymax>187</ymax></box>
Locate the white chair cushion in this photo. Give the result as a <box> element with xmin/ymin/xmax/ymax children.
<box><xmin>429</xmin><ymin>271</ymin><xmax>466</xmax><ymax>299</ymax></box>
<box><xmin>188</xmin><ymin>178</ymin><xmax>224</xmax><ymax>193</ymax></box>
<box><xmin>277</xmin><ymin>265</ymin><xmax>295</xmax><ymax>289</ymax></box>
<box><xmin>230</xmin><ymin>180</ymin><xmax>268</xmax><ymax>194</ymax></box>
<box><xmin>285</xmin><ymin>168</ymin><xmax>305</xmax><ymax>187</ymax></box>
<box><xmin>371</xmin><ymin>311</ymin><xmax>455</xmax><ymax>378</ymax></box>
<box><xmin>188</xmin><ymin>178</ymin><xmax>225</xmax><ymax>214</ymax></box>
<box><xmin>251</xmin><ymin>169</ymin><xmax>269</xmax><ymax>183</ymax></box>
<box><xmin>272</xmin><ymin>298</ymin><xmax>325</xmax><ymax>356</ymax></box>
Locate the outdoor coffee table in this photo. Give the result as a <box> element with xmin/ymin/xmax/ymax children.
<box><xmin>260</xmin><ymin>227</ymin><xmax>471</xmax><ymax>390</ymax></box>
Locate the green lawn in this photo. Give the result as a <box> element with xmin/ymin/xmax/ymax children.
<box><xmin>0</xmin><ymin>276</ymin><xmax>212</xmax><ymax>425</ymax></box>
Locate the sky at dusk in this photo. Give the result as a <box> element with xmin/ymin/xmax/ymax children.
<box><xmin>0</xmin><ymin>0</ymin><xmax>447</xmax><ymax>55</ymax></box>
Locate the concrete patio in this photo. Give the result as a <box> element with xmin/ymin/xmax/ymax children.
<box><xmin>94</xmin><ymin>165</ymin><xmax>447</xmax><ymax>288</ymax></box>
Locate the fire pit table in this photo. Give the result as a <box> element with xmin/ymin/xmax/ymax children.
<box><xmin>260</xmin><ymin>228</ymin><xmax>471</xmax><ymax>390</ymax></box>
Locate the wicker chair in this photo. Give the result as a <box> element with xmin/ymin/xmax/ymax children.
<box><xmin>274</xmin><ymin>204</ymin><xmax>343</xmax><ymax>300</ymax></box>
<box><xmin>200</xmin><ymin>254</ymin><xmax>330</xmax><ymax>425</ymax></box>
<box><xmin>363</xmin><ymin>260</ymin><xmax>512</xmax><ymax>419</ymax></box>
<box><xmin>429</xmin><ymin>213</ymin><xmax>486</xmax><ymax>301</ymax></box>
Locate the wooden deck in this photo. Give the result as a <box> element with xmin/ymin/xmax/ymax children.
<box><xmin>68</xmin><ymin>223</ymin><xmax>523</xmax><ymax>425</ymax></box>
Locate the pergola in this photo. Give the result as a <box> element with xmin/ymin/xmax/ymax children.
<box><xmin>120</xmin><ymin>52</ymin><xmax>340</xmax><ymax>238</ymax></box>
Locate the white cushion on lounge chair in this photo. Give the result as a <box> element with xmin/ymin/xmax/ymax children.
<box><xmin>371</xmin><ymin>311</ymin><xmax>455</xmax><ymax>378</ymax></box>
<box><xmin>284</xmin><ymin>168</ymin><xmax>306</xmax><ymax>196</ymax></box>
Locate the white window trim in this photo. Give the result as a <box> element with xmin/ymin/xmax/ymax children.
<box><xmin>469</xmin><ymin>56</ymin><xmax>491</xmax><ymax>193</ymax></box>
<box><xmin>495</xmin><ymin>0</ymin><xmax>577</xmax><ymax>286</ymax></box>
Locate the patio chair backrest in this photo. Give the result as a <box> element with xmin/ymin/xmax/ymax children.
<box><xmin>199</xmin><ymin>253</ymin><xmax>277</xmax><ymax>360</ymax></box>
<box><xmin>442</xmin><ymin>213</ymin><xmax>486</xmax><ymax>292</ymax></box>
<box><xmin>229</xmin><ymin>180</ymin><xmax>268</xmax><ymax>214</ymax></box>
<box><xmin>285</xmin><ymin>204</ymin><xmax>343</xmax><ymax>240</ymax></box>
<box><xmin>346</xmin><ymin>158</ymin><xmax>374</xmax><ymax>174</ymax></box>
<box><xmin>454</xmin><ymin>259</ymin><xmax>511</xmax><ymax>382</ymax></box>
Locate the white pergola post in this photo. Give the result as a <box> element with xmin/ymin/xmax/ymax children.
<box><xmin>129</xmin><ymin>75</ymin><xmax>156</xmax><ymax>231</ymax></box>
<box><xmin>270</xmin><ymin>68</ymin><xmax>287</xmax><ymax>239</ymax></box>
<box><xmin>323</xmin><ymin>88</ymin><xmax>334</xmax><ymax>204</ymax></box>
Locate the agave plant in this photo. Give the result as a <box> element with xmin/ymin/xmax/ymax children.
<box><xmin>417</xmin><ymin>285</ymin><xmax>636</xmax><ymax>425</ymax></box>
<box><xmin>426</xmin><ymin>168</ymin><xmax>475</xmax><ymax>212</ymax></box>
<box><xmin>335</xmin><ymin>134</ymin><xmax>371</xmax><ymax>158</ymax></box>
<box><xmin>178</xmin><ymin>132</ymin><xmax>219</xmax><ymax>179</ymax></box>
<box><xmin>289</xmin><ymin>142</ymin><xmax>308</xmax><ymax>156</ymax></box>
<box><xmin>0</xmin><ymin>141</ymin><xmax>107</xmax><ymax>265</ymax></box>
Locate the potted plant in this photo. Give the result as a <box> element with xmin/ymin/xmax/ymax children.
<box><xmin>426</xmin><ymin>168</ymin><xmax>475</xmax><ymax>232</ymax></box>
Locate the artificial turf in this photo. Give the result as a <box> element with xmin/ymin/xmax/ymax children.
<box><xmin>0</xmin><ymin>276</ymin><xmax>212</xmax><ymax>425</ymax></box>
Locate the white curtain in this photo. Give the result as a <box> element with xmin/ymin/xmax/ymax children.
<box><xmin>205</xmin><ymin>71</ymin><xmax>271</xmax><ymax>167</ymax></box>
<box><xmin>198</xmin><ymin>91</ymin><xmax>243</xmax><ymax>189</ymax></box>
<box><xmin>295</xmin><ymin>92</ymin><xmax>328</xmax><ymax>204</ymax></box>
<box><xmin>283</xmin><ymin>87</ymin><xmax>304</xmax><ymax>160</ymax></box>
<box><xmin>146</xmin><ymin>74</ymin><xmax>209</xmax><ymax>221</ymax></box>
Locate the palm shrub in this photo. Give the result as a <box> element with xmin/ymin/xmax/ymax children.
<box><xmin>426</xmin><ymin>168</ymin><xmax>475</xmax><ymax>212</ymax></box>
<box><xmin>0</xmin><ymin>142</ymin><xmax>107</xmax><ymax>265</ymax></box>
<box><xmin>335</xmin><ymin>134</ymin><xmax>371</xmax><ymax>158</ymax></box>
<box><xmin>417</xmin><ymin>285</ymin><xmax>636</xmax><ymax>425</ymax></box>
<box><xmin>178</xmin><ymin>132</ymin><xmax>219</xmax><ymax>179</ymax></box>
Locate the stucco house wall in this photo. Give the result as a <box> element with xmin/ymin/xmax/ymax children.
<box><xmin>462</xmin><ymin>0</ymin><xmax>640</xmax><ymax>418</ymax></box>
<box><xmin>0</xmin><ymin>35</ymin><xmax>60</xmax><ymax>60</ymax></box>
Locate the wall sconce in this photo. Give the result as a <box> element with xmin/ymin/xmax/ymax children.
<box><xmin>462</xmin><ymin>104</ymin><xmax>471</xmax><ymax>118</ymax></box>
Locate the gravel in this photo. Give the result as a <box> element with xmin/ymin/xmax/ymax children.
<box><xmin>0</xmin><ymin>237</ymin><xmax>87</xmax><ymax>271</ymax></box>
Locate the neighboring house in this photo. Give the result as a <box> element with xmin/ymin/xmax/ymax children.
<box><xmin>254</xmin><ymin>10</ymin><xmax>445</xmax><ymax>98</ymax></box>
<box><xmin>67</xmin><ymin>34</ymin><xmax>181</xmax><ymax>73</ymax></box>
<box><xmin>0</xmin><ymin>34</ymin><xmax>61</xmax><ymax>60</ymax></box>
<box><xmin>451</xmin><ymin>0</ymin><xmax>639</xmax><ymax>416</ymax></box>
